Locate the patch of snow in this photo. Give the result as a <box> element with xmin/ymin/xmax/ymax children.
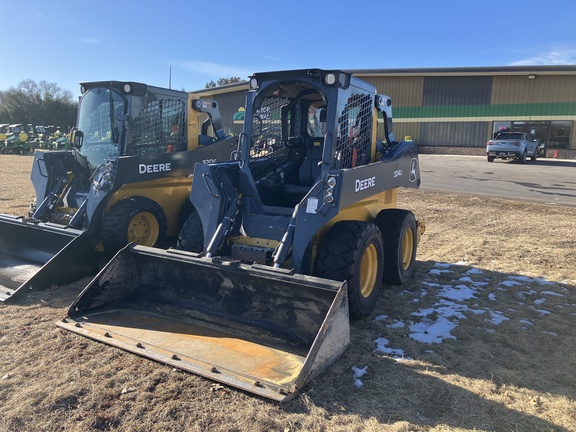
<box><xmin>536</xmin><ymin>309</ymin><xmax>551</xmax><ymax>315</ymax></box>
<box><xmin>510</xmin><ymin>275</ymin><xmax>536</xmax><ymax>283</ymax></box>
<box><xmin>438</xmin><ymin>284</ymin><xmax>477</xmax><ymax>301</ymax></box>
<box><xmin>486</xmin><ymin>310</ymin><xmax>509</xmax><ymax>325</ymax></box>
<box><xmin>429</xmin><ymin>268</ymin><xmax>452</xmax><ymax>276</ymax></box>
<box><xmin>466</xmin><ymin>268</ymin><xmax>484</xmax><ymax>275</ymax></box>
<box><xmin>374</xmin><ymin>337</ymin><xmax>406</xmax><ymax>357</ymax></box>
<box><xmin>409</xmin><ymin>317</ymin><xmax>458</xmax><ymax>344</ymax></box>
<box><xmin>386</xmin><ymin>320</ymin><xmax>405</xmax><ymax>329</ymax></box>
<box><xmin>352</xmin><ymin>365</ymin><xmax>368</xmax><ymax>388</ymax></box>
<box><xmin>458</xmin><ymin>276</ymin><xmax>474</xmax><ymax>283</ymax></box>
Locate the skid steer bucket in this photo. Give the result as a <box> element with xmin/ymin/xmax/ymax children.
<box><xmin>0</xmin><ymin>214</ymin><xmax>99</xmax><ymax>302</ymax></box>
<box><xmin>58</xmin><ymin>245</ymin><xmax>350</xmax><ymax>402</ymax></box>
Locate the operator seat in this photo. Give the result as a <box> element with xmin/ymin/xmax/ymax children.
<box><xmin>282</xmin><ymin>142</ymin><xmax>323</xmax><ymax>203</ymax></box>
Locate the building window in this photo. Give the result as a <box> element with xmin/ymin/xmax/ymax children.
<box><xmin>550</xmin><ymin>121</ymin><xmax>571</xmax><ymax>149</ymax></box>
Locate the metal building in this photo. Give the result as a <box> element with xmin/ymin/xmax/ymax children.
<box><xmin>193</xmin><ymin>66</ymin><xmax>576</xmax><ymax>158</ymax></box>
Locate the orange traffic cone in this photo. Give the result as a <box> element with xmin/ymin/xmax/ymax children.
<box><xmin>553</xmin><ymin>149</ymin><xmax>559</xmax><ymax>158</ymax></box>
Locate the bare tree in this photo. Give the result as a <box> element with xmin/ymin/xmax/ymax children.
<box><xmin>0</xmin><ymin>79</ymin><xmax>78</xmax><ymax>129</ymax></box>
<box><xmin>205</xmin><ymin>76</ymin><xmax>245</xmax><ymax>88</ymax></box>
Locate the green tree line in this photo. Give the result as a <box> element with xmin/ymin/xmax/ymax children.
<box><xmin>0</xmin><ymin>79</ymin><xmax>77</xmax><ymax>130</ymax></box>
<box><xmin>205</xmin><ymin>76</ymin><xmax>244</xmax><ymax>88</ymax></box>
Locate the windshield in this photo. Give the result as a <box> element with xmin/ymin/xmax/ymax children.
<box><xmin>307</xmin><ymin>104</ymin><xmax>326</xmax><ymax>138</ymax></box>
<box><xmin>495</xmin><ymin>132</ymin><xmax>523</xmax><ymax>140</ymax></box>
<box><xmin>77</xmin><ymin>87</ymin><xmax>124</xmax><ymax>170</ymax></box>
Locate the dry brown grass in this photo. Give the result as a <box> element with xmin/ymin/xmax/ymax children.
<box><xmin>1</xmin><ymin>154</ymin><xmax>576</xmax><ymax>431</ymax></box>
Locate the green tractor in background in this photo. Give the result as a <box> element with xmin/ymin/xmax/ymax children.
<box><xmin>51</xmin><ymin>131</ymin><xmax>72</xmax><ymax>150</ymax></box>
<box><xmin>29</xmin><ymin>125</ymin><xmax>50</xmax><ymax>149</ymax></box>
<box><xmin>0</xmin><ymin>124</ymin><xmax>9</xmax><ymax>142</ymax></box>
<box><xmin>2</xmin><ymin>124</ymin><xmax>34</xmax><ymax>154</ymax></box>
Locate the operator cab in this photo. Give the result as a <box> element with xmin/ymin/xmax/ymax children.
<box><xmin>75</xmin><ymin>81</ymin><xmax>189</xmax><ymax>172</ymax></box>
<box><xmin>245</xmin><ymin>72</ymin><xmax>375</xmax><ymax>208</ymax></box>
<box><xmin>248</xmin><ymin>82</ymin><xmax>327</xmax><ymax>207</ymax></box>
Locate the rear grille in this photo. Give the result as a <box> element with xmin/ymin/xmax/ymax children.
<box><xmin>132</xmin><ymin>98</ymin><xmax>187</xmax><ymax>155</ymax></box>
<box><xmin>335</xmin><ymin>93</ymin><xmax>373</xmax><ymax>169</ymax></box>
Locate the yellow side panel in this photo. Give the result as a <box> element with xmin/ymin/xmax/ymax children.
<box><xmin>107</xmin><ymin>176</ymin><xmax>193</xmax><ymax>237</ymax></box>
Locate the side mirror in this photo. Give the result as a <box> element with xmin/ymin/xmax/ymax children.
<box><xmin>72</xmin><ymin>129</ymin><xmax>83</xmax><ymax>149</ymax></box>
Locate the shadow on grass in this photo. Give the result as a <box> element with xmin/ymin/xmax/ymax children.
<box><xmin>284</xmin><ymin>259</ymin><xmax>574</xmax><ymax>431</ymax></box>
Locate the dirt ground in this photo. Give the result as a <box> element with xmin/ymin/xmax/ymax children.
<box><xmin>0</xmin><ymin>154</ymin><xmax>575</xmax><ymax>432</ymax></box>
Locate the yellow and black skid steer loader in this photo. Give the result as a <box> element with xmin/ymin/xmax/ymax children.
<box><xmin>0</xmin><ymin>81</ymin><xmax>237</xmax><ymax>301</ymax></box>
<box><xmin>59</xmin><ymin>69</ymin><xmax>424</xmax><ymax>401</ymax></box>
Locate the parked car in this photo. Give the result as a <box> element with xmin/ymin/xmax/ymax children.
<box><xmin>486</xmin><ymin>132</ymin><xmax>538</xmax><ymax>163</ymax></box>
<box><xmin>536</xmin><ymin>139</ymin><xmax>547</xmax><ymax>157</ymax></box>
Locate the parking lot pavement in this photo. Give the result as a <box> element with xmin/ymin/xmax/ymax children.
<box><xmin>418</xmin><ymin>154</ymin><xmax>576</xmax><ymax>207</ymax></box>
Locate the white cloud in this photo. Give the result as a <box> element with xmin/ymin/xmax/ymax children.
<box><xmin>80</xmin><ymin>37</ymin><xmax>100</xmax><ymax>44</ymax></box>
<box><xmin>509</xmin><ymin>49</ymin><xmax>576</xmax><ymax>66</ymax></box>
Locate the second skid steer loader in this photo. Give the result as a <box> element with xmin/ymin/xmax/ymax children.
<box><xmin>0</xmin><ymin>81</ymin><xmax>237</xmax><ymax>301</ymax></box>
<box><xmin>59</xmin><ymin>69</ymin><xmax>424</xmax><ymax>401</ymax></box>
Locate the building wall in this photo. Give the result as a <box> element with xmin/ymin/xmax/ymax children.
<box><xmin>361</xmin><ymin>76</ymin><xmax>424</xmax><ymax>107</ymax></box>
<box><xmin>420</xmin><ymin>121</ymin><xmax>490</xmax><ymax>148</ymax></box>
<box><xmin>423</xmin><ymin>76</ymin><xmax>492</xmax><ymax>106</ymax></box>
<box><xmin>491</xmin><ymin>75</ymin><xmax>576</xmax><ymax>104</ymax></box>
<box><xmin>364</xmin><ymin>73</ymin><xmax>576</xmax><ymax>152</ymax></box>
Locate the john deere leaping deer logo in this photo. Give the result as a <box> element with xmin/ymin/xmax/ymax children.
<box><xmin>409</xmin><ymin>158</ymin><xmax>418</xmax><ymax>183</ymax></box>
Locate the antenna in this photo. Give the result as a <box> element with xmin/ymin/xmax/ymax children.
<box><xmin>169</xmin><ymin>65</ymin><xmax>172</xmax><ymax>89</ymax></box>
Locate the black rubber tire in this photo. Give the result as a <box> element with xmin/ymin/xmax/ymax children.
<box><xmin>178</xmin><ymin>199</ymin><xmax>194</xmax><ymax>229</ymax></box>
<box><xmin>317</xmin><ymin>221</ymin><xmax>384</xmax><ymax>320</ymax></box>
<box><xmin>518</xmin><ymin>150</ymin><xmax>527</xmax><ymax>164</ymax></box>
<box><xmin>530</xmin><ymin>150</ymin><xmax>537</xmax><ymax>162</ymax></box>
<box><xmin>375</xmin><ymin>209</ymin><xmax>418</xmax><ymax>285</ymax></box>
<box><xmin>101</xmin><ymin>197</ymin><xmax>167</xmax><ymax>251</ymax></box>
<box><xmin>487</xmin><ymin>156</ymin><xmax>495</xmax><ymax>162</ymax></box>
<box><xmin>177</xmin><ymin>204</ymin><xmax>204</xmax><ymax>253</ymax></box>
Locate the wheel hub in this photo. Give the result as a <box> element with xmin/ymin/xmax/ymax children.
<box><xmin>128</xmin><ymin>212</ymin><xmax>159</xmax><ymax>246</ymax></box>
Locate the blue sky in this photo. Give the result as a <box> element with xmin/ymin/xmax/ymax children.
<box><xmin>3</xmin><ymin>0</ymin><xmax>576</xmax><ymax>97</ymax></box>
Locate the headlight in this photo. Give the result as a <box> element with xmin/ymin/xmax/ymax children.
<box><xmin>249</xmin><ymin>78</ymin><xmax>258</xmax><ymax>90</ymax></box>
<box><xmin>123</xmin><ymin>84</ymin><xmax>132</xmax><ymax>93</ymax></box>
<box><xmin>325</xmin><ymin>176</ymin><xmax>337</xmax><ymax>203</ymax></box>
<box><xmin>324</xmin><ymin>73</ymin><xmax>337</xmax><ymax>86</ymax></box>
